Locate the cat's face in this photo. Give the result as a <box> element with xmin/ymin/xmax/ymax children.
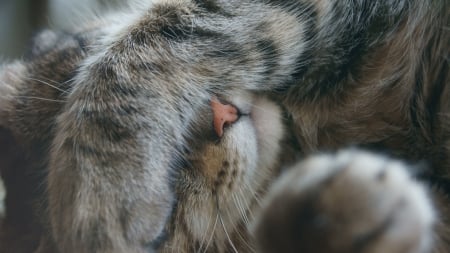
<box><xmin>162</xmin><ymin>92</ymin><xmax>286</xmax><ymax>252</ymax></box>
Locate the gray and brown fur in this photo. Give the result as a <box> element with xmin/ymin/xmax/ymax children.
<box><xmin>0</xmin><ymin>0</ymin><xmax>449</xmax><ymax>252</ymax></box>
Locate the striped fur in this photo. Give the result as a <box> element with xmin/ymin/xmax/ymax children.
<box><xmin>0</xmin><ymin>0</ymin><xmax>448</xmax><ymax>252</ymax></box>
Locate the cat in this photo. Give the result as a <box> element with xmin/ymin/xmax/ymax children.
<box><xmin>0</xmin><ymin>0</ymin><xmax>449</xmax><ymax>252</ymax></box>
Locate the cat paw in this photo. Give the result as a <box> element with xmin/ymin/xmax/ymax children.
<box><xmin>253</xmin><ymin>149</ymin><xmax>435</xmax><ymax>253</ymax></box>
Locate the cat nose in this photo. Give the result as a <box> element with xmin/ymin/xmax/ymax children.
<box><xmin>211</xmin><ymin>97</ymin><xmax>239</xmax><ymax>137</ymax></box>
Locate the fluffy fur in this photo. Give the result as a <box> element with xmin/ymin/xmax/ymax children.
<box><xmin>0</xmin><ymin>0</ymin><xmax>448</xmax><ymax>252</ymax></box>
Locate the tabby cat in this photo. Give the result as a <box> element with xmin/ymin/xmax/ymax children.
<box><xmin>0</xmin><ymin>0</ymin><xmax>449</xmax><ymax>252</ymax></box>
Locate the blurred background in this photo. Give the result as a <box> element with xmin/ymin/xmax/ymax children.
<box><xmin>0</xmin><ymin>0</ymin><xmax>129</xmax><ymax>59</ymax></box>
<box><xmin>0</xmin><ymin>0</ymin><xmax>130</xmax><ymax>219</ymax></box>
<box><xmin>0</xmin><ymin>0</ymin><xmax>47</xmax><ymax>59</ymax></box>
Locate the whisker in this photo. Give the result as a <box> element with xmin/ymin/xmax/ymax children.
<box><xmin>233</xmin><ymin>191</ymin><xmax>250</xmax><ymax>225</ymax></box>
<box><xmin>201</xmin><ymin>211</ymin><xmax>220</xmax><ymax>253</ymax></box>
<box><xmin>231</xmin><ymin>191</ymin><xmax>258</xmax><ymax>253</ymax></box>
<box><xmin>5</xmin><ymin>70</ymin><xmax>70</xmax><ymax>95</ymax></box>
<box><xmin>216</xmin><ymin>195</ymin><xmax>239</xmax><ymax>253</ymax></box>
<box><xmin>239</xmin><ymin>184</ymin><xmax>262</xmax><ymax>224</ymax></box>
<box><xmin>240</xmin><ymin>181</ymin><xmax>266</xmax><ymax>213</ymax></box>
<box><xmin>26</xmin><ymin>76</ymin><xmax>60</xmax><ymax>85</ymax></box>
<box><xmin>251</xmin><ymin>191</ymin><xmax>265</xmax><ymax>208</ymax></box>
<box><xmin>11</xmin><ymin>96</ymin><xmax>65</xmax><ymax>103</ymax></box>
<box><xmin>220</xmin><ymin>197</ymin><xmax>258</xmax><ymax>253</ymax></box>
<box><xmin>229</xmin><ymin>221</ymin><xmax>257</xmax><ymax>253</ymax></box>
<box><xmin>197</xmin><ymin>207</ymin><xmax>215</xmax><ymax>253</ymax></box>
<box><xmin>255</xmin><ymin>186</ymin><xmax>268</xmax><ymax>207</ymax></box>
<box><xmin>23</xmin><ymin>77</ymin><xmax>69</xmax><ymax>94</ymax></box>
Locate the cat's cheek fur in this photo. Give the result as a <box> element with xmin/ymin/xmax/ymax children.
<box><xmin>251</xmin><ymin>97</ymin><xmax>285</xmax><ymax>171</ymax></box>
<box><xmin>253</xmin><ymin>150</ymin><xmax>435</xmax><ymax>253</ymax></box>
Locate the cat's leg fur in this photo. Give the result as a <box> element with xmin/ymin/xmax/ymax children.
<box><xmin>254</xmin><ymin>150</ymin><xmax>436</xmax><ymax>253</ymax></box>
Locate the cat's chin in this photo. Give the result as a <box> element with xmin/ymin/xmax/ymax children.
<box><xmin>216</xmin><ymin>93</ymin><xmax>286</xmax><ymax>208</ymax></box>
<box><xmin>222</xmin><ymin>94</ymin><xmax>285</xmax><ymax>170</ymax></box>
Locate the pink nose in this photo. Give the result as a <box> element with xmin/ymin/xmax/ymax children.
<box><xmin>211</xmin><ymin>97</ymin><xmax>239</xmax><ymax>137</ymax></box>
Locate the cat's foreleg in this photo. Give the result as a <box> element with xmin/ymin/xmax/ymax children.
<box><xmin>45</xmin><ymin>45</ymin><xmax>214</xmax><ymax>253</ymax></box>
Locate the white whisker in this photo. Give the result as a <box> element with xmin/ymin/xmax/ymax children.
<box><xmin>220</xmin><ymin>195</ymin><xmax>257</xmax><ymax>253</ymax></box>
<box><xmin>230</xmin><ymin>222</ymin><xmax>257</xmax><ymax>253</ymax></box>
<box><xmin>23</xmin><ymin>77</ymin><xmax>68</xmax><ymax>93</ymax></box>
<box><xmin>12</xmin><ymin>96</ymin><xmax>65</xmax><ymax>103</ymax></box>
<box><xmin>197</xmin><ymin>207</ymin><xmax>215</xmax><ymax>253</ymax></box>
<box><xmin>232</xmin><ymin>190</ymin><xmax>258</xmax><ymax>253</ymax></box>
<box><xmin>201</xmin><ymin>210</ymin><xmax>220</xmax><ymax>253</ymax></box>
<box><xmin>216</xmin><ymin>196</ymin><xmax>239</xmax><ymax>253</ymax></box>
<box><xmin>233</xmin><ymin>191</ymin><xmax>250</xmax><ymax>225</ymax></box>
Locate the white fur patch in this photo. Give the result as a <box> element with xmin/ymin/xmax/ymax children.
<box><xmin>0</xmin><ymin>62</ymin><xmax>23</xmax><ymax>125</ymax></box>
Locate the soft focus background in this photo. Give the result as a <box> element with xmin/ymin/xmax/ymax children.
<box><xmin>0</xmin><ymin>0</ymin><xmax>128</xmax><ymax>219</ymax></box>
<box><xmin>0</xmin><ymin>0</ymin><xmax>47</xmax><ymax>59</ymax></box>
<box><xmin>0</xmin><ymin>0</ymin><xmax>129</xmax><ymax>59</ymax></box>
<box><xmin>0</xmin><ymin>178</ymin><xmax>4</xmax><ymax>217</ymax></box>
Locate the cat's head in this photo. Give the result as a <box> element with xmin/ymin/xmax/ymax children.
<box><xmin>162</xmin><ymin>91</ymin><xmax>289</xmax><ymax>252</ymax></box>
